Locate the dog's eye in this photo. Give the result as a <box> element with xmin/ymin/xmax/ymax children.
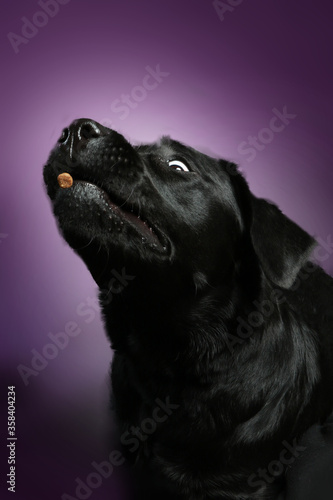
<box><xmin>168</xmin><ymin>160</ymin><xmax>189</xmax><ymax>172</ymax></box>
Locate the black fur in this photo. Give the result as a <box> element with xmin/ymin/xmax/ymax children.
<box><xmin>43</xmin><ymin>119</ymin><xmax>333</xmax><ymax>499</ymax></box>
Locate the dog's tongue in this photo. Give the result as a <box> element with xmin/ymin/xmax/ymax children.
<box><xmin>122</xmin><ymin>210</ymin><xmax>159</xmax><ymax>243</ymax></box>
<box><xmin>106</xmin><ymin>197</ymin><xmax>161</xmax><ymax>246</ymax></box>
<box><xmin>57</xmin><ymin>173</ymin><xmax>73</xmax><ymax>189</ymax></box>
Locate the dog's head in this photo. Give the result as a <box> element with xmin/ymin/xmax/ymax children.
<box><xmin>43</xmin><ymin>119</ymin><xmax>315</xmax><ymax>294</ymax></box>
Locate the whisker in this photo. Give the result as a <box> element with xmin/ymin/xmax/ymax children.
<box><xmin>119</xmin><ymin>186</ymin><xmax>136</xmax><ymax>209</ymax></box>
<box><xmin>74</xmin><ymin>236</ymin><xmax>95</xmax><ymax>250</ymax></box>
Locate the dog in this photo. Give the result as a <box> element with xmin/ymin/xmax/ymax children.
<box><xmin>43</xmin><ymin>119</ymin><xmax>333</xmax><ymax>499</ymax></box>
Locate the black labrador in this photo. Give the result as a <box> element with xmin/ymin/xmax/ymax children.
<box><xmin>43</xmin><ymin>119</ymin><xmax>333</xmax><ymax>499</ymax></box>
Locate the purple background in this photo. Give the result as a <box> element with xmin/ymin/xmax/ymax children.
<box><xmin>1</xmin><ymin>0</ymin><xmax>332</xmax><ymax>499</ymax></box>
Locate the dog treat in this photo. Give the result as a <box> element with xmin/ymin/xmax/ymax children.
<box><xmin>57</xmin><ymin>173</ymin><xmax>73</xmax><ymax>189</ymax></box>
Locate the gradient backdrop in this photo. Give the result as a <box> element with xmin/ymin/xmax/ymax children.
<box><xmin>1</xmin><ymin>1</ymin><xmax>332</xmax><ymax>499</ymax></box>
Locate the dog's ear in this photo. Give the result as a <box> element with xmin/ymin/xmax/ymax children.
<box><xmin>226</xmin><ymin>163</ymin><xmax>316</xmax><ymax>289</ymax></box>
<box><xmin>250</xmin><ymin>195</ymin><xmax>316</xmax><ymax>288</ymax></box>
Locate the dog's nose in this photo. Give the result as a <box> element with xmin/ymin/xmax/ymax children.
<box><xmin>57</xmin><ymin>119</ymin><xmax>103</xmax><ymax>159</ymax></box>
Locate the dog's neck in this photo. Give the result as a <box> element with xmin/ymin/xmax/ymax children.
<box><xmin>99</xmin><ymin>267</ymin><xmax>251</xmax><ymax>359</ymax></box>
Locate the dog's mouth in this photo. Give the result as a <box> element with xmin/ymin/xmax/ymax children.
<box><xmin>61</xmin><ymin>177</ymin><xmax>167</xmax><ymax>252</ymax></box>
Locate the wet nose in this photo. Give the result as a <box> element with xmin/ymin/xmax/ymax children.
<box><xmin>57</xmin><ymin>119</ymin><xmax>103</xmax><ymax>159</ymax></box>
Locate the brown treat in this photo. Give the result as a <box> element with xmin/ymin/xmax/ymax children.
<box><xmin>57</xmin><ymin>173</ymin><xmax>73</xmax><ymax>189</ymax></box>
